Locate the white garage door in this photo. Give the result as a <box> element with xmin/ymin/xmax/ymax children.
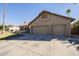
<box><xmin>32</xmin><ymin>26</ymin><xmax>50</xmax><ymax>34</ymax></box>
<box><xmin>52</xmin><ymin>25</ymin><xmax>66</xmax><ymax>35</ymax></box>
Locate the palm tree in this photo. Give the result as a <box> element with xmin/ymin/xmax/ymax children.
<box><xmin>66</xmin><ymin>8</ymin><xmax>71</xmax><ymax>17</ymax></box>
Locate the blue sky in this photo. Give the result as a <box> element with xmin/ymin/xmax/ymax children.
<box><xmin>0</xmin><ymin>3</ymin><xmax>79</xmax><ymax>25</ymax></box>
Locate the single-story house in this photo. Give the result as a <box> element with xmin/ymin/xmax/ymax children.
<box><xmin>19</xmin><ymin>25</ymin><xmax>27</xmax><ymax>31</ymax></box>
<box><xmin>28</xmin><ymin>10</ymin><xmax>75</xmax><ymax>36</ymax></box>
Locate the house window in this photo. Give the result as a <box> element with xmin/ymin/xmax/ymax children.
<box><xmin>41</xmin><ymin>13</ymin><xmax>48</xmax><ymax>19</ymax></box>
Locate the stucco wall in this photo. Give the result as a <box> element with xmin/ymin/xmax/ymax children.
<box><xmin>50</xmin><ymin>14</ymin><xmax>71</xmax><ymax>36</ymax></box>
<box><xmin>29</xmin><ymin>12</ymin><xmax>71</xmax><ymax>36</ymax></box>
<box><xmin>30</xmin><ymin>12</ymin><xmax>50</xmax><ymax>26</ymax></box>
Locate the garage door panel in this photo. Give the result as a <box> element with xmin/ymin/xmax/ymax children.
<box><xmin>52</xmin><ymin>25</ymin><xmax>65</xmax><ymax>35</ymax></box>
<box><xmin>32</xmin><ymin>26</ymin><xmax>49</xmax><ymax>34</ymax></box>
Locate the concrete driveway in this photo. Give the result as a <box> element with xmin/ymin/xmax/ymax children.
<box><xmin>0</xmin><ymin>40</ymin><xmax>79</xmax><ymax>56</ymax></box>
<box><xmin>0</xmin><ymin>34</ymin><xmax>79</xmax><ymax>56</ymax></box>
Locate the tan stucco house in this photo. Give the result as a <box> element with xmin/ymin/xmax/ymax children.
<box><xmin>28</xmin><ymin>10</ymin><xmax>75</xmax><ymax>36</ymax></box>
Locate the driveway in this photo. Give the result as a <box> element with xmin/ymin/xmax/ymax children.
<box><xmin>0</xmin><ymin>34</ymin><xmax>79</xmax><ymax>56</ymax></box>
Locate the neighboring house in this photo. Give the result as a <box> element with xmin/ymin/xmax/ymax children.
<box><xmin>8</xmin><ymin>26</ymin><xmax>20</xmax><ymax>32</ymax></box>
<box><xmin>28</xmin><ymin>10</ymin><xmax>75</xmax><ymax>36</ymax></box>
<box><xmin>19</xmin><ymin>25</ymin><xmax>27</xmax><ymax>32</ymax></box>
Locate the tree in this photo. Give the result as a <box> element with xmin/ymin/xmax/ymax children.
<box><xmin>0</xmin><ymin>25</ymin><xmax>8</xmax><ymax>30</ymax></box>
<box><xmin>66</xmin><ymin>8</ymin><xmax>71</xmax><ymax>17</ymax></box>
<box><xmin>0</xmin><ymin>25</ymin><xmax>3</xmax><ymax>30</ymax></box>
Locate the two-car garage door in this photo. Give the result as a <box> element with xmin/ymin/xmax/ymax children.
<box><xmin>32</xmin><ymin>25</ymin><xmax>66</xmax><ymax>35</ymax></box>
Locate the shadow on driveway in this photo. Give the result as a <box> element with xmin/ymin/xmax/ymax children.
<box><xmin>0</xmin><ymin>33</ymin><xmax>56</xmax><ymax>41</ymax></box>
<box><xmin>0</xmin><ymin>32</ymin><xmax>79</xmax><ymax>51</ymax></box>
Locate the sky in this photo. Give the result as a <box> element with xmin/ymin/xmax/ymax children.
<box><xmin>0</xmin><ymin>3</ymin><xmax>79</xmax><ymax>26</ymax></box>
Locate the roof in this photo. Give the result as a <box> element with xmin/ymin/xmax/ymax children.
<box><xmin>29</xmin><ymin>10</ymin><xmax>75</xmax><ymax>25</ymax></box>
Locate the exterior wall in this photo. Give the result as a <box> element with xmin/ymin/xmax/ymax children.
<box><xmin>30</xmin><ymin>12</ymin><xmax>51</xmax><ymax>26</ymax></box>
<box><xmin>50</xmin><ymin>14</ymin><xmax>71</xmax><ymax>36</ymax></box>
<box><xmin>29</xmin><ymin>12</ymin><xmax>52</xmax><ymax>34</ymax></box>
<box><xmin>66</xmin><ymin>20</ymin><xmax>71</xmax><ymax>36</ymax></box>
<box><xmin>29</xmin><ymin>12</ymin><xmax>71</xmax><ymax>36</ymax></box>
